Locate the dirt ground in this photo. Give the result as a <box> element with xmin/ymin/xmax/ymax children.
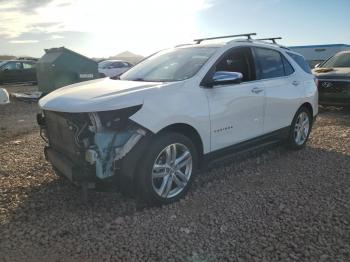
<box><xmin>0</xmin><ymin>84</ymin><xmax>40</xmax><ymax>143</ymax></box>
<box><xmin>0</xmin><ymin>89</ymin><xmax>349</xmax><ymax>261</ymax></box>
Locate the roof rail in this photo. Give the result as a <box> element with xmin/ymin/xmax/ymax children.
<box><xmin>257</xmin><ymin>37</ymin><xmax>282</xmax><ymax>44</ymax></box>
<box><xmin>175</xmin><ymin>43</ymin><xmax>193</xmax><ymax>48</ymax></box>
<box><xmin>194</xmin><ymin>33</ymin><xmax>257</xmax><ymax>44</ymax></box>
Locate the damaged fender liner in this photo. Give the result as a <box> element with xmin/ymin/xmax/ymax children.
<box><xmin>85</xmin><ymin>110</ymin><xmax>149</xmax><ymax>180</ymax></box>
<box><xmin>113</xmin><ymin>131</ymin><xmax>155</xmax><ymax>193</ymax></box>
<box><xmin>86</xmin><ymin>127</ymin><xmax>147</xmax><ymax>179</ymax></box>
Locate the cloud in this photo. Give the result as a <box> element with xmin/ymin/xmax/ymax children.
<box><xmin>0</xmin><ymin>0</ymin><xmax>54</xmax><ymax>13</ymax></box>
<box><xmin>0</xmin><ymin>0</ymin><xmax>68</xmax><ymax>38</ymax></box>
<box><xmin>9</xmin><ymin>39</ymin><xmax>39</xmax><ymax>44</ymax></box>
<box><xmin>49</xmin><ymin>34</ymin><xmax>64</xmax><ymax>40</ymax></box>
<box><xmin>31</xmin><ymin>22</ymin><xmax>62</xmax><ymax>28</ymax></box>
<box><xmin>0</xmin><ymin>0</ymin><xmax>213</xmax><ymax>56</ymax></box>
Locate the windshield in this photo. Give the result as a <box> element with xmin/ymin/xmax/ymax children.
<box><xmin>98</xmin><ymin>61</ymin><xmax>113</xmax><ymax>69</ymax></box>
<box><xmin>120</xmin><ymin>47</ymin><xmax>218</xmax><ymax>82</ymax></box>
<box><xmin>322</xmin><ymin>53</ymin><xmax>350</xmax><ymax>68</ymax></box>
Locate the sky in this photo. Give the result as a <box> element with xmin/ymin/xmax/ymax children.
<box><xmin>0</xmin><ymin>0</ymin><xmax>349</xmax><ymax>58</ymax></box>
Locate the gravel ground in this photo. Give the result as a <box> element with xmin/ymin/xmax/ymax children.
<box><xmin>0</xmin><ymin>84</ymin><xmax>40</xmax><ymax>143</ymax></box>
<box><xmin>0</xmin><ymin>107</ymin><xmax>349</xmax><ymax>261</ymax></box>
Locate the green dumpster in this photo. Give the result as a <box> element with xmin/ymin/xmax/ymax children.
<box><xmin>36</xmin><ymin>47</ymin><xmax>100</xmax><ymax>94</ymax></box>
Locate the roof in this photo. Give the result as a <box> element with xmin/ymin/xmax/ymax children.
<box><xmin>98</xmin><ymin>59</ymin><xmax>128</xmax><ymax>63</ymax></box>
<box><xmin>289</xmin><ymin>44</ymin><xmax>350</xmax><ymax>49</ymax></box>
<box><xmin>177</xmin><ymin>39</ymin><xmax>288</xmax><ymax>49</ymax></box>
<box><xmin>177</xmin><ymin>43</ymin><xmax>225</xmax><ymax>48</ymax></box>
<box><xmin>335</xmin><ymin>50</ymin><xmax>350</xmax><ymax>55</ymax></box>
<box><xmin>2</xmin><ymin>60</ymin><xmax>36</xmax><ymax>62</ymax></box>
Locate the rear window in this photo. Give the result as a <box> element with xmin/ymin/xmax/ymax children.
<box><xmin>287</xmin><ymin>52</ymin><xmax>312</xmax><ymax>74</ymax></box>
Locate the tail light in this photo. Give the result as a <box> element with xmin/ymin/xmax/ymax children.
<box><xmin>314</xmin><ymin>77</ymin><xmax>319</xmax><ymax>87</ymax></box>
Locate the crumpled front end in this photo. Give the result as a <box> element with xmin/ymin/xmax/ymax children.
<box><xmin>37</xmin><ymin>105</ymin><xmax>147</xmax><ymax>184</ymax></box>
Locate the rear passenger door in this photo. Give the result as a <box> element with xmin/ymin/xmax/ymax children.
<box><xmin>253</xmin><ymin>47</ymin><xmax>303</xmax><ymax>133</ymax></box>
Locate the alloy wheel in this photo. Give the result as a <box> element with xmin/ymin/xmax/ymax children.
<box><xmin>152</xmin><ymin>143</ymin><xmax>193</xmax><ymax>199</ymax></box>
<box><xmin>294</xmin><ymin>111</ymin><xmax>310</xmax><ymax>145</ymax></box>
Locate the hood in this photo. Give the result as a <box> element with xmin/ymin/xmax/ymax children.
<box><xmin>313</xmin><ymin>67</ymin><xmax>350</xmax><ymax>79</ymax></box>
<box><xmin>39</xmin><ymin>78</ymin><xmax>164</xmax><ymax>113</ymax></box>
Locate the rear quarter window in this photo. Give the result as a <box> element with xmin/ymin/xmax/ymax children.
<box><xmin>281</xmin><ymin>55</ymin><xmax>294</xmax><ymax>76</ymax></box>
<box><xmin>287</xmin><ymin>52</ymin><xmax>312</xmax><ymax>74</ymax></box>
<box><xmin>254</xmin><ymin>47</ymin><xmax>285</xmax><ymax>79</ymax></box>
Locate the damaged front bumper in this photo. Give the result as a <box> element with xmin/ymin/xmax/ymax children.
<box><xmin>38</xmin><ymin>106</ymin><xmax>149</xmax><ymax>185</ymax></box>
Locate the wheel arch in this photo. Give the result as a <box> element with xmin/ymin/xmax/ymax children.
<box><xmin>157</xmin><ymin>123</ymin><xmax>204</xmax><ymax>160</ymax></box>
<box><xmin>299</xmin><ymin>102</ymin><xmax>314</xmax><ymax>122</ymax></box>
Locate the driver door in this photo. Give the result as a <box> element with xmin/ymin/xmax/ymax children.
<box><xmin>205</xmin><ymin>47</ymin><xmax>265</xmax><ymax>151</ymax></box>
<box><xmin>1</xmin><ymin>61</ymin><xmax>23</xmax><ymax>83</ymax></box>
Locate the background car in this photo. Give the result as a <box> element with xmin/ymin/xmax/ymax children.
<box><xmin>313</xmin><ymin>51</ymin><xmax>350</xmax><ymax>107</ymax></box>
<box><xmin>98</xmin><ymin>60</ymin><xmax>133</xmax><ymax>78</ymax></box>
<box><xmin>0</xmin><ymin>60</ymin><xmax>37</xmax><ymax>85</ymax></box>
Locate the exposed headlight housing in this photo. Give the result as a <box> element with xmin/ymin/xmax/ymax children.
<box><xmin>89</xmin><ymin>105</ymin><xmax>142</xmax><ymax>132</ymax></box>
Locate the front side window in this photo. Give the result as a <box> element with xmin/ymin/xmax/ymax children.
<box><xmin>213</xmin><ymin>47</ymin><xmax>256</xmax><ymax>82</ymax></box>
<box><xmin>120</xmin><ymin>47</ymin><xmax>218</xmax><ymax>82</ymax></box>
<box><xmin>254</xmin><ymin>48</ymin><xmax>285</xmax><ymax>79</ymax></box>
<box><xmin>2</xmin><ymin>62</ymin><xmax>22</xmax><ymax>70</ymax></box>
<box><xmin>321</xmin><ymin>52</ymin><xmax>350</xmax><ymax>68</ymax></box>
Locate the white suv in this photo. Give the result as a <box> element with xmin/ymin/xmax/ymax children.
<box><xmin>38</xmin><ymin>34</ymin><xmax>318</xmax><ymax>205</ymax></box>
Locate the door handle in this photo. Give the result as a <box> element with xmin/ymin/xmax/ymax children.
<box><xmin>292</xmin><ymin>80</ymin><xmax>300</xmax><ymax>86</ymax></box>
<box><xmin>251</xmin><ymin>87</ymin><xmax>263</xmax><ymax>94</ymax></box>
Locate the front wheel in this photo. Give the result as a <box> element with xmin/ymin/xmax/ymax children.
<box><xmin>136</xmin><ymin>132</ymin><xmax>198</xmax><ymax>205</ymax></box>
<box><xmin>288</xmin><ymin>107</ymin><xmax>312</xmax><ymax>149</ymax></box>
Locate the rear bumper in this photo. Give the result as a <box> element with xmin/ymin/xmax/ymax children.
<box><xmin>319</xmin><ymin>96</ymin><xmax>350</xmax><ymax>106</ymax></box>
<box><xmin>318</xmin><ymin>84</ymin><xmax>350</xmax><ymax>106</ymax></box>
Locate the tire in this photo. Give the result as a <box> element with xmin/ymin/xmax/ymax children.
<box><xmin>288</xmin><ymin>106</ymin><xmax>312</xmax><ymax>149</ymax></box>
<box><xmin>136</xmin><ymin>132</ymin><xmax>198</xmax><ymax>205</ymax></box>
<box><xmin>52</xmin><ymin>167</ymin><xmax>63</xmax><ymax>177</ymax></box>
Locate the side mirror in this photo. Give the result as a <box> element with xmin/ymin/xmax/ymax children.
<box><xmin>210</xmin><ymin>71</ymin><xmax>243</xmax><ymax>86</ymax></box>
<box><xmin>3</xmin><ymin>68</ymin><xmax>9</xmax><ymax>72</ymax></box>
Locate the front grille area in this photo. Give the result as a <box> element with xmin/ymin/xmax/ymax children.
<box><xmin>44</xmin><ymin>111</ymin><xmax>89</xmax><ymax>163</ymax></box>
<box><xmin>318</xmin><ymin>80</ymin><xmax>350</xmax><ymax>93</ymax></box>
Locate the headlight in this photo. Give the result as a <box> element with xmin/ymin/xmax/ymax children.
<box><xmin>36</xmin><ymin>112</ymin><xmax>46</xmax><ymax>126</ymax></box>
<box><xmin>90</xmin><ymin>105</ymin><xmax>142</xmax><ymax>131</ymax></box>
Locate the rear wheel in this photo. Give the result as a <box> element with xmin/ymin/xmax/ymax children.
<box><xmin>288</xmin><ymin>107</ymin><xmax>312</xmax><ymax>149</ymax></box>
<box><xmin>136</xmin><ymin>132</ymin><xmax>198</xmax><ymax>205</ymax></box>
